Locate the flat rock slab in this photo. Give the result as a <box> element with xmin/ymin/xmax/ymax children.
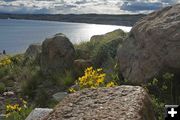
<box><xmin>25</xmin><ymin>108</ymin><xmax>53</xmax><ymax>120</ymax></box>
<box><xmin>44</xmin><ymin>86</ymin><xmax>156</xmax><ymax>120</ymax></box>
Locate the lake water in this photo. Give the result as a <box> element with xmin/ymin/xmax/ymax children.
<box><xmin>0</xmin><ymin>19</ymin><xmax>132</xmax><ymax>54</ymax></box>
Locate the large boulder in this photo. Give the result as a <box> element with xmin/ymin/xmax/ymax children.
<box><xmin>40</xmin><ymin>33</ymin><xmax>75</xmax><ymax>75</ymax></box>
<box><xmin>117</xmin><ymin>4</ymin><xmax>180</xmax><ymax>84</ymax></box>
<box><xmin>43</xmin><ymin>86</ymin><xmax>155</xmax><ymax>120</ymax></box>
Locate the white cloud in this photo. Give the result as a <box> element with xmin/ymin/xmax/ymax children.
<box><xmin>0</xmin><ymin>0</ymin><xmax>179</xmax><ymax>14</ymax></box>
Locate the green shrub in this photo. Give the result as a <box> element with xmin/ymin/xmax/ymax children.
<box><xmin>93</xmin><ymin>38</ymin><xmax>122</xmax><ymax>67</ymax></box>
<box><xmin>51</xmin><ymin>70</ymin><xmax>75</xmax><ymax>89</ymax></box>
<box><xmin>21</xmin><ymin>71</ymin><xmax>43</xmax><ymax>99</ymax></box>
<box><xmin>0</xmin><ymin>67</ymin><xmax>9</xmax><ymax>78</ymax></box>
<box><xmin>145</xmin><ymin>72</ymin><xmax>178</xmax><ymax>120</ymax></box>
<box><xmin>35</xmin><ymin>88</ymin><xmax>49</xmax><ymax>107</ymax></box>
<box><xmin>63</xmin><ymin>71</ymin><xmax>75</xmax><ymax>86</ymax></box>
<box><xmin>0</xmin><ymin>82</ymin><xmax>5</xmax><ymax>93</ymax></box>
<box><xmin>151</xmin><ymin>95</ymin><xmax>165</xmax><ymax>120</ymax></box>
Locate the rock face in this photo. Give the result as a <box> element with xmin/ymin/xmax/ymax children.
<box><xmin>26</xmin><ymin>108</ymin><xmax>53</xmax><ymax>120</ymax></box>
<box><xmin>40</xmin><ymin>33</ymin><xmax>75</xmax><ymax>74</ymax></box>
<box><xmin>25</xmin><ymin>43</ymin><xmax>41</xmax><ymax>59</ymax></box>
<box><xmin>44</xmin><ymin>86</ymin><xmax>155</xmax><ymax>120</ymax></box>
<box><xmin>117</xmin><ymin>4</ymin><xmax>180</xmax><ymax>84</ymax></box>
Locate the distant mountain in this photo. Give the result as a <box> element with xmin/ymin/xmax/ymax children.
<box><xmin>0</xmin><ymin>13</ymin><xmax>146</xmax><ymax>26</ymax></box>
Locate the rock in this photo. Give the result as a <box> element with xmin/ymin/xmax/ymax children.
<box><xmin>40</xmin><ymin>33</ymin><xmax>75</xmax><ymax>75</ymax></box>
<box><xmin>3</xmin><ymin>91</ymin><xmax>14</xmax><ymax>96</ymax></box>
<box><xmin>117</xmin><ymin>4</ymin><xmax>180</xmax><ymax>84</ymax></box>
<box><xmin>74</xmin><ymin>59</ymin><xmax>92</xmax><ymax>69</ymax></box>
<box><xmin>52</xmin><ymin>92</ymin><xmax>68</xmax><ymax>102</ymax></box>
<box><xmin>90</xmin><ymin>29</ymin><xmax>127</xmax><ymax>43</ymax></box>
<box><xmin>25</xmin><ymin>43</ymin><xmax>41</xmax><ymax>59</ymax></box>
<box><xmin>43</xmin><ymin>86</ymin><xmax>155</xmax><ymax>120</ymax></box>
<box><xmin>0</xmin><ymin>114</ymin><xmax>6</xmax><ymax>120</ymax></box>
<box><xmin>25</xmin><ymin>108</ymin><xmax>53</xmax><ymax>120</ymax></box>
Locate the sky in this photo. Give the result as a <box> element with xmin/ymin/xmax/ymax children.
<box><xmin>0</xmin><ymin>0</ymin><xmax>179</xmax><ymax>14</ymax></box>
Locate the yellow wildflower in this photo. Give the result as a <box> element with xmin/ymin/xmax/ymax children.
<box><xmin>106</xmin><ymin>81</ymin><xmax>117</xmax><ymax>87</ymax></box>
<box><xmin>68</xmin><ymin>88</ymin><xmax>76</xmax><ymax>93</ymax></box>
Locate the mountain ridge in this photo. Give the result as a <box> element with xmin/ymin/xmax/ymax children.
<box><xmin>0</xmin><ymin>13</ymin><xmax>146</xmax><ymax>26</ymax></box>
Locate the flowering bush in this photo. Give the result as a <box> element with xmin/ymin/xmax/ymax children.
<box><xmin>0</xmin><ymin>57</ymin><xmax>12</xmax><ymax>67</ymax></box>
<box><xmin>5</xmin><ymin>98</ymin><xmax>32</xmax><ymax>120</ymax></box>
<box><xmin>6</xmin><ymin>104</ymin><xmax>22</xmax><ymax>114</ymax></box>
<box><xmin>69</xmin><ymin>67</ymin><xmax>117</xmax><ymax>93</ymax></box>
<box><xmin>78</xmin><ymin>67</ymin><xmax>106</xmax><ymax>88</ymax></box>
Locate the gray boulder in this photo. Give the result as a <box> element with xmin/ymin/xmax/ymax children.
<box><xmin>43</xmin><ymin>86</ymin><xmax>155</xmax><ymax>120</ymax></box>
<box><xmin>26</xmin><ymin>108</ymin><xmax>53</xmax><ymax>120</ymax></box>
<box><xmin>40</xmin><ymin>33</ymin><xmax>75</xmax><ymax>75</ymax></box>
<box><xmin>117</xmin><ymin>4</ymin><xmax>180</xmax><ymax>84</ymax></box>
<box><xmin>52</xmin><ymin>92</ymin><xmax>68</xmax><ymax>102</ymax></box>
<box><xmin>25</xmin><ymin>43</ymin><xmax>41</xmax><ymax>59</ymax></box>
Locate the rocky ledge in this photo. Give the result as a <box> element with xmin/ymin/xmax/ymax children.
<box><xmin>43</xmin><ymin>86</ymin><xmax>155</xmax><ymax>120</ymax></box>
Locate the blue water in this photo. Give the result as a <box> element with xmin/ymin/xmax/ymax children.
<box><xmin>0</xmin><ymin>19</ymin><xmax>131</xmax><ymax>54</ymax></box>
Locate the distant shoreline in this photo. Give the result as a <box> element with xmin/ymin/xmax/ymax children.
<box><xmin>0</xmin><ymin>13</ymin><xmax>146</xmax><ymax>26</ymax></box>
<box><xmin>0</xmin><ymin>18</ymin><xmax>131</xmax><ymax>27</ymax></box>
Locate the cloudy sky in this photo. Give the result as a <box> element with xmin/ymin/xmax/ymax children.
<box><xmin>0</xmin><ymin>0</ymin><xmax>179</xmax><ymax>14</ymax></box>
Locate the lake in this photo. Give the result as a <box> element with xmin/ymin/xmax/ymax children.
<box><xmin>0</xmin><ymin>19</ymin><xmax>132</xmax><ymax>54</ymax></box>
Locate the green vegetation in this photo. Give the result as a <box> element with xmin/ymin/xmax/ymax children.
<box><xmin>144</xmin><ymin>72</ymin><xmax>180</xmax><ymax>120</ymax></box>
<box><xmin>0</xmin><ymin>82</ymin><xmax>5</xmax><ymax>93</ymax></box>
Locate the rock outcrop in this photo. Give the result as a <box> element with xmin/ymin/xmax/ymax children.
<box><xmin>25</xmin><ymin>43</ymin><xmax>41</xmax><ymax>59</ymax></box>
<box><xmin>40</xmin><ymin>33</ymin><xmax>75</xmax><ymax>75</ymax></box>
<box><xmin>44</xmin><ymin>86</ymin><xmax>155</xmax><ymax>120</ymax></box>
<box><xmin>117</xmin><ymin>4</ymin><xmax>180</xmax><ymax>84</ymax></box>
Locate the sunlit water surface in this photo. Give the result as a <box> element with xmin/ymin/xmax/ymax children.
<box><xmin>0</xmin><ymin>19</ymin><xmax>132</xmax><ymax>54</ymax></box>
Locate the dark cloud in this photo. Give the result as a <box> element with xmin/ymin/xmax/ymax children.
<box><xmin>161</xmin><ymin>0</ymin><xmax>177</xmax><ymax>4</ymax></box>
<box><xmin>121</xmin><ymin>1</ymin><xmax>163</xmax><ymax>12</ymax></box>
